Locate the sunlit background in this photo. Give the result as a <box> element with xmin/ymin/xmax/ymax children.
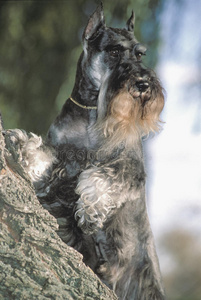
<box><xmin>0</xmin><ymin>1</ymin><xmax>200</xmax><ymax>299</ymax></box>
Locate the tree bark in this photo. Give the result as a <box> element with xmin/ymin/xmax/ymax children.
<box><xmin>0</xmin><ymin>120</ymin><xmax>117</xmax><ymax>300</ymax></box>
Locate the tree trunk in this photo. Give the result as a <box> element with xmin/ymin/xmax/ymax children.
<box><xmin>0</xmin><ymin>120</ymin><xmax>117</xmax><ymax>300</ymax></box>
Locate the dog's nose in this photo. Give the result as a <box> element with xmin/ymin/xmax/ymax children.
<box><xmin>136</xmin><ymin>81</ymin><xmax>149</xmax><ymax>92</ymax></box>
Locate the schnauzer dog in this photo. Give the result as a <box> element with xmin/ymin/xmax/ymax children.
<box><xmin>5</xmin><ymin>4</ymin><xmax>165</xmax><ymax>300</ymax></box>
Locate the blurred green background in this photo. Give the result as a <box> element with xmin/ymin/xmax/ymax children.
<box><xmin>1</xmin><ymin>1</ymin><xmax>201</xmax><ymax>300</ymax></box>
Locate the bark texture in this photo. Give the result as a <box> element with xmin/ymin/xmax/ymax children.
<box><xmin>0</xmin><ymin>120</ymin><xmax>117</xmax><ymax>300</ymax></box>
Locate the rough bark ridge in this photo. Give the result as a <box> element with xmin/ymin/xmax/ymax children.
<box><xmin>0</xmin><ymin>120</ymin><xmax>117</xmax><ymax>300</ymax></box>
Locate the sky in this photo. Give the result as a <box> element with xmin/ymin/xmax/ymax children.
<box><xmin>147</xmin><ymin>0</ymin><xmax>201</xmax><ymax>239</ymax></box>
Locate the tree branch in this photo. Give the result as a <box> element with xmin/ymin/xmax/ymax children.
<box><xmin>0</xmin><ymin>119</ymin><xmax>117</xmax><ymax>299</ymax></box>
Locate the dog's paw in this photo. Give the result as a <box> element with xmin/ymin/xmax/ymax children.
<box><xmin>75</xmin><ymin>193</ymin><xmax>114</xmax><ymax>234</ymax></box>
<box><xmin>4</xmin><ymin>129</ymin><xmax>28</xmax><ymax>162</ymax></box>
<box><xmin>75</xmin><ymin>167</ymin><xmax>116</xmax><ymax>234</ymax></box>
<box><xmin>74</xmin><ymin>198</ymin><xmax>101</xmax><ymax>234</ymax></box>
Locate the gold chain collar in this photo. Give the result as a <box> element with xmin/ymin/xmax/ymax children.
<box><xmin>69</xmin><ymin>97</ymin><xmax>97</xmax><ymax>110</ymax></box>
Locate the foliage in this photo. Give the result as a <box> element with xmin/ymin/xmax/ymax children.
<box><xmin>0</xmin><ymin>0</ymin><xmax>162</xmax><ymax>134</ymax></box>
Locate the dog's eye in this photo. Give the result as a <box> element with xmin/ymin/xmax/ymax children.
<box><xmin>134</xmin><ymin>44</ymin><xmax>147</xmax><ymax>61</ymax></box>
<box><xmin>136</xmin><ymin>52</ymin><xmax>144</xmax><ymax>61</ymax></box>
<box><xmin>109</xmin><ymin>49</ymin><xmax>120</xmax><ymax>57</ymax></box>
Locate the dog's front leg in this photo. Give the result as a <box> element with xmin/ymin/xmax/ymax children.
<box><xmin>75</xmin><ymin>165</ymin><xmax>118</xmax><ymax>234</ymax></box>
<box><xmin>75</xmin><ymin>158</ymin><xmax>145</xmax><ymax>235</ymax></box>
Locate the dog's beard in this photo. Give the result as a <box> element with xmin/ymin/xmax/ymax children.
<box><xmin>95</xmin><ymin>87</ymin><xmax>164</xmax><ymax>154</ymax></box>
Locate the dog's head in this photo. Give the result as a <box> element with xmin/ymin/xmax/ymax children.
<box><xmin>83</xmin><ymin>4</ymin><xmax>164</xmax><ymax>149</ymax></box>
<box><xmin>82</xmin><ymin>4</ymin><xmax>142</xmax><ymax>89</ymax></box>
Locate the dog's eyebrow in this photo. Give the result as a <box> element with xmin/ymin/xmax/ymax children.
<box><xmin>111</xmin><ymin>40</ymin><xmax>138</xmax><ymax>51</ymax></box>
<box><xmin>134</xmin><ymin>43</ymin><xmax>147</xmax><ymax>54</ymax></box>
<box><xmin>105</xmin><ymin>44</ymin><xmax>126</xmax><ymax>52</ymax></box>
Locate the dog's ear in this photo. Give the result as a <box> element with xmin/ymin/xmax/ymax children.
<box><xmin>126</xmin><ymin>10</ymin><xmax>135</xmax><ymax>32</ymax></box>
<box><xmin>83</xmin><ymin>3</ymin><xmax>105</xmax><ymax>41</ymax></box>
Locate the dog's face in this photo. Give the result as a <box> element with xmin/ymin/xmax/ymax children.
<box><xmin>82</xmin><ymin>5</ymin><xmax>145</xmax><ymax>88</ymax></box>
<box><xmin>82</xmin><ymin>4</ymin><xmax>164</xmax><ymax>148</ymax></box>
